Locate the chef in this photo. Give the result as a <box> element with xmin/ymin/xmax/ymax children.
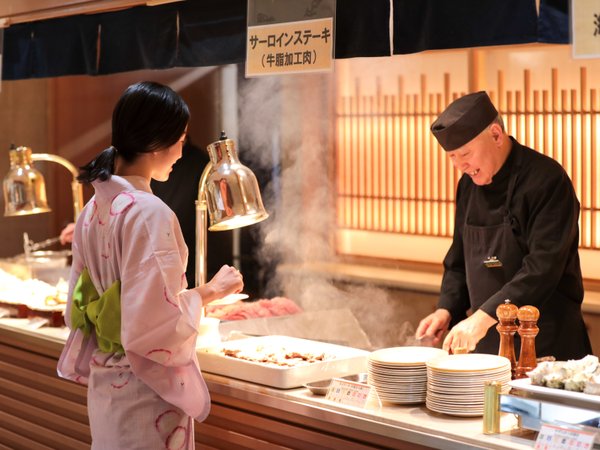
<box><xmin>416</xmin><ymin>91</ymin><xmax>592</xmax><ymax>360</ymax></box>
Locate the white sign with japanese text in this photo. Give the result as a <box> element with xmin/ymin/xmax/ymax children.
<box><xmin>535</xmin><ymin>424</ymin><xmax>597</xmax><ymax>450</ymax></box>
<box><xmin>572</xmin><ymin>0</ymin><xmax>600</xmax><ymax>58</ymax></box>
<box><xmin>325</xmin><ymin>377</ymin><xmax>372</xmax><ymax>409</ymax></box>
<box><xmin>246</xmin><ymin>17</ymin><xmax>333</xmax><ymax>77</ymax></box>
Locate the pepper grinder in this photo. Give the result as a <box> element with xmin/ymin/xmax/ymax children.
<box><xmin>496</xmin><ymin>299</ymin><xmax>518</xmax><ymax>379</ymax></box>
<box><xmin>515</xmin><ymin>305</ymin><xmax>539</xmax><ymax>379</ymax></box>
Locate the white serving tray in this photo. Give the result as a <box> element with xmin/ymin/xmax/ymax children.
<box><xmin>509</xmin><ymin>377</ymin><xmax>600</xmax><ymax>406</ymax></box>
<box><xmin>197</xmin><ymin>335</ymin><xmax>369</xmax><ymax>389</ymax></box>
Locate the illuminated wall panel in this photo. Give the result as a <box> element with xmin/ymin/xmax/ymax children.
<box><xmin>335</xmin><ymin>46</ymin><xmax>600</xmax><ymax>274</ymax></box>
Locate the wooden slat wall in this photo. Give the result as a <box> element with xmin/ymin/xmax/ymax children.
<box><xmin>336</xmin><ymin>67</ymin><xmax>600</xmax><ymax>252</ymax></box>
<box><xmin>336</xmin><ymin>75</ymin><xmax>462</xmax><ymax>238</ymax></box>
<box><xmin>496</xmin><ymin>67</ymin><xmax>600</xmax><ymax>250</ymax></box>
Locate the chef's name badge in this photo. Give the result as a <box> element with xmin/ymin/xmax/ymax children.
<box><xmin>325</xmin><ymin>378</ymin><xmax>373</xmax><ymax>409</ymax></box>
<box><xmin>483</xmin><ymin>256</ymin><xmax>503</xmax><ymax>268</ymax></box>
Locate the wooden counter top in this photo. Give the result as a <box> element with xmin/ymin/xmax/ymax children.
<box><xmin>203</xmin><ymin>371</ymin><xmax>537</xmax><ymax>450</ymax></box>
<box><xmin>0</xmin><ymin>319</ymin><xmax>540</xmax><ymax>449</ymax></box>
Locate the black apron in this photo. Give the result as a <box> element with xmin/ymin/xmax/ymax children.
<box><xmin>462</xmin><ymin>167</ymin><xmax>592</xmax><ymax>359</ymax></box>
<box><xmin>463</xmin><ymin>170</ymin><xmax>523</xmax><ymax>354</ymax></box>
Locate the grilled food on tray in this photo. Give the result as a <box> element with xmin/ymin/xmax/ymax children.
<box><xmin>221</xmin><ymin>344</ymin><xmax>332</xmax><ymax>367</ymax></box>
<box><xmin>0</xmin><ymin>268</ymin><xmax>68</xmax><ymax>312</ymax></box>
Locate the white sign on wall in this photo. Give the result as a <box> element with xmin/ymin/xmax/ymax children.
<box><xmin>572</xmin><ymin>0</ymin><xmax>600</xmax><ymax>58</ymax></box>
<box><xmin>246</xmin><ymin>0</ymin><xmax>336</xmax><ymax>77</ymax></box>
<box><xmin>246</xmin><ymin>18</ymin><xmax>333</xmax><ymax>77</ymax></box>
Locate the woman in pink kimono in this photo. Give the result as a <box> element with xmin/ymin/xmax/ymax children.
<box><xmin>57</xmin><ymin>81</ymin><xmax>243</xmax><ymax>450</ymax></box>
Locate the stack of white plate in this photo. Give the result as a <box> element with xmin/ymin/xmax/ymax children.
<box><xmin>368</xmin><ymin>346</ymin><xmax>448</xmax><ymax>404</ymax></box>
<box><xmin>426</xmin><ymin>353</ymin><xmax>512</xmax><ymax>417</ymax></box>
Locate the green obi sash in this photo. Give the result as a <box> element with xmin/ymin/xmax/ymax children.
<box><xmin>71</xmin><ymin>268</ymin><xmax>124</xmax><ymax>354</ymax></box>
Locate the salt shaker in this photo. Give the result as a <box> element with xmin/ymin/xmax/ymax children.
<box><xmin>515</xmin><ymin>305</ymin><xmax>539</xmax><ymax>379</ymax></box>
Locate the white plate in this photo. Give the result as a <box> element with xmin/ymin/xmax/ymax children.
<box><xmin>427</xmin><ymin>353</ymin><xmax>510</xmax><ymax>372</ymax></box>
<box><xmin>371</xmin><ymin>370</ymin><xmax>427</xmax><ymax>379</ymax></box>
<box><xmin>426</xmin><ymin>403</ymin><xmax>484</xmax><ymax>417</ymax></box>
<box><xmin>372</xmin><ymin>383</ymin><xmax>427</xmax><ymax>392</ymax></box>
<box><xmin>509</xmin><ymin>377</ymin><xmax>600</xmax><ymax>406</ymax></box>
<box><xmin>207</xmin><ymin>293</ymin><xmax>249</xmax><ymax>306</ymax></box>
<box><xmin>378</xmin><ymin>390</ymin><xmax>427</xmax><ymax>398</ymax></box>
<box><xmin>370</xmin><ymin>346</ymin><xmax>447</xmax><ymax>365</ymax></box>
<box><xmin>382</xmin><ymin>398</ymin><xmax>426</xmax><ymax>403</ymax></box>
<box><xmin>369</xmin><ymin>374</ymin><xmax>428</xmax><ymax>382</ymax></box>
<box><xmin>428</xmin><ymin>368</ymin><xmax>510</xmax><ymax>378</ymax></box>
<box><xmin>427</xmin><ymin>383</ymin><xmax>510</xmax><ymax>394</ymax></box>
<box><xmin>382</xmin><ymin>397</ymin><xmax>426</xmax><ymax>405</ymax></box>
<box><xmin>428</xmin><ymin>373</ymin><xmax>511</xmax><ymax>384</ymax></box>
<box><xmin>426</xmin><ymin>400</ymin><xmax>485</xmax><ymax>408</ymax></box>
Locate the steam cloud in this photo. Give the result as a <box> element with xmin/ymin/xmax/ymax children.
<box><xmin>236</xmin><ymin>71</ymin><xmax>431</xmax><ymax>350</ymax></box>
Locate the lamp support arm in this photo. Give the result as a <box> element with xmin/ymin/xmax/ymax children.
<box><xmin>31</xmin><ymin>153</ymin><xmax>84</xmax><ymax>221</ymax></box>
<box><xmin>195</xmin><ymin>161</ymin><xmax>213</xmax><ymax>287</ymax></box>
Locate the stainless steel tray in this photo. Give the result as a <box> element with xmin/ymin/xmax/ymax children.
<box><xmin>197</xmin><ymin>335</ymin><xmax>369</xmax><ymax>389</ymax></box>
<box><xmin>509</xmin><ymin>377</ymin><xmax>600</xmax><ymax>409</ymax></box>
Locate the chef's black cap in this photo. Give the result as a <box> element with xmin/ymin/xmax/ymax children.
<box><xmin>431</xmin><ymin>91</ymin><xmax>498</xmax><ymax>151</ymax></box>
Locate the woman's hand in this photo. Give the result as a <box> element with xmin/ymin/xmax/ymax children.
<box><xmin>416</xmin><ymin>308</ymin><xmax>451</xmax><ymax>345</ymax></box>
<box><xmin>60</xmin><ymin>222</ymin><xmax>76</xmax><ymax>245</ymax></box>
<box><xmin>442</xmin><ymin>309</ymin><xmax>497</xmax><ymax>353</ymax></box>
<box><xmin>195</xmin><ymin>265</ymin><xmax>243</xmax><ymax>305</ymax></box>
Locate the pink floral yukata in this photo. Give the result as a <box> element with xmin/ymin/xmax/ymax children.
<box><xmin>58</xmin><ymin>175</ymin><xmax>209</xmax><ymax>450</ymax></box>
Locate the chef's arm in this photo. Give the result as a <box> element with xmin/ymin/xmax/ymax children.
<box><xmin>479</xmin><ymin>171</ymin><xmax>580</xmax><ymax>316</ymax></box>
<box><xmin>416</xmin><ymin>308</ymin><xmax>451</xmax><ymax>344</ymax></box>
<box><xmin>442</xmin><ymin>309</ymin><xmax>497</xmax><ymax>353</ymax></box>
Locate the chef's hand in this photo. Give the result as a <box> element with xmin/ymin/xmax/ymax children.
<box><xmin>442</xmin><ymin>309</ymin><xmax>497</xmax><ymax>354</ymax></box>
<box><xmin>196</xmin><ymin>265</ymin><xmax>243</xmax><ymax>304</ymax></box>
<box><xmin>416</xmin><ymin>308</ymin><xmax>451</xmax><ymax>345</ymax></box>
<box><xmin>60</xmin><ymin>222</ymin><xmax>76</xmax><ymax>245</ymax></box>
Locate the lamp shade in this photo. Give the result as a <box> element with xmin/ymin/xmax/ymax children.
<box><xmin>204</xmin><ymin>134</ymin><xmax>268</xmax><ymax>231</ymax></box>
<box><xmin>3</xmin><ymin>147</ymin><xmax>51</xmax><ymax>217</ymax></box>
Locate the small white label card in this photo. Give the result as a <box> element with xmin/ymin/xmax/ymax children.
<box><xmin>325</xmin><ymin>378</ymin><xmax>373</xmax><ymax>409</ymax></box>
<box><xmin>535</xmin><ymin>424</ymin><xmax>597</xmax><ymax>450</ymax></box>
<box><xmin>22</xmin><ymin>316</ymin><xmax>49</xmax><ymax>330</ymax></box>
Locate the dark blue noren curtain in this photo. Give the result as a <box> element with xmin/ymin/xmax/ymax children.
<box><xmin>176</xmin><ymin>0</ymin><xmax>246</xmax><ymax>68</ymax></box>
<box><xmin>3</xmin><ymin>15</ymin><xmax>97</xmax><ymax>79</ymax></box>
<box><xmin>392</xmin><ymin>0</ymin><xmax>539</xmax><ymax>54</ymax></box>
<box><xmin>1</xmin><ymin>0</ymin><xmax>572</xmax><ymax>80</ymax></box>
<box><xmin>96</xmin><ymin>5</ymin><xmax>178</xmax><ymax>75</ymax></box>
<box><xmin>334</xmin><ymin>0</ymin><xmax>390</xmax><ymax>58</ymax></box>
<box><xmin>538</xmin><ymin>0</ymin><xmax>570</xmax><ymax>44</ymax></box>
<box><xmin>2</xmin><ymin>0</ymin><xmax>392</xmax><ymax>79</ymax></box>
<box><xmin>2</xmin><ymin>23</ymin><xmax>35</xmax><ymax>80</ymax></box>
<box><xmin>175</xmin><ymin>0</ymin><xmax>392</xmax><ymax>64</ymax></box>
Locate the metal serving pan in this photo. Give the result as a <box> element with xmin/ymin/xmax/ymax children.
<box><xmin>197</xmin><ymin>335</ymin><xmax>369</xmax><ymax>389</ymax></box>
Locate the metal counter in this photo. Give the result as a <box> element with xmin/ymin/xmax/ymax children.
<box><xmin>202</xmin><ymin>371</ymin><xmax>535</xmax><ymax>450</ymax></box>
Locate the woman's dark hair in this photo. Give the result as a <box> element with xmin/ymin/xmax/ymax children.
<box><xmin>78</xmin><ymin>81</ymin><xmax>190</xmax><ymax>183</ymax></box>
